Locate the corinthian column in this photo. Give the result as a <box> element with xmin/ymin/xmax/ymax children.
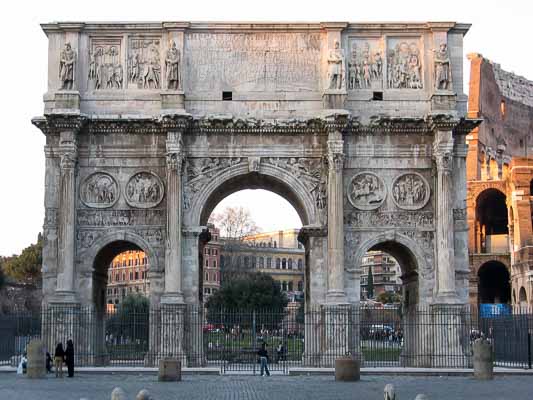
<box><xmin>162</xmin><ymin>130</ymin><xmax>185</xmax><ymax>304</ymax></box>
<box><xmin>326</xmin><ymin>130</ymin><xmax>347</xmax><ymax>303</ymax></box>
<box><xmin>56</xmin><ymin>129</ymin><xmax>78</xmax><ymax>301</ymax></box>
<box><xmin>434</xmin><ymin>132</ymin><xmax>459</xmax><ymax>303</ymax></box>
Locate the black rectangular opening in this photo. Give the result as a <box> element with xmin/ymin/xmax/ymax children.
<box><xmin>222</xmin><ymin>91</ymin><xmax>233</xmax><ymax>101</ymax></box>
<box><xmin>372</xmin><ymin>91</ymin><xmax>383</xmax><ymax>101</ymax></box>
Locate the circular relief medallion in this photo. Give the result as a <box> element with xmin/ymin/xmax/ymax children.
<box><xmin>125</xmin><ymin>172</ymin><xmax>164</xmax><ymax>209</ymax></box>
<box><xmin>80</xmin><ymin>172</ymin><xmax>119</xmax><ymax>209</ymax></box>
<box><xmin>391</xmin><ymin>172</ymin><xmax>430</xmax><ymax>210</ymax></box>
<box><xmin>348</xmin><ymin>172</ymin><xmax>387</xmax><ymax>210</ymax></box>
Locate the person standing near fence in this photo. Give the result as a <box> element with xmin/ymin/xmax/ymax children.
<box><xmin>257</xmin><ymin>342</ymin><xmax>270</xmax><ymax>377</ymax></box>
<box><xmin>54</xmin><ymin>343</ymin><xmax>65</xmax><ymax>378</ymax></box>
<box><xmin>65</xmin><ymin>339</ymin><xmax>75</xmax><ymax>378</ymax></box>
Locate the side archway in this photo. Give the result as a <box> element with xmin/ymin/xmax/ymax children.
<box><xmin>477</xmin><ymin>260</ymin><xmax>511</xmax><ymax>304</ymax></box>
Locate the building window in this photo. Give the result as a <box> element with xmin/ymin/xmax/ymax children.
<box><xmin>252</xmin><ymin>256</ymin><xmax>257</xmax><ymax>268</ymax></box>
<box><xmin>298</xmin><ymin>281</ymin><xmax>303</xmax><ymax>291</ymax></box>
<box><xmin>122</xmin><ymin>273</ymin><xmax>126</xmax><ymax>281</ymax></box>
<box><xmin>214</xmin><ymin>249</ymin><xmax>217</xmax><ymax>256</ymax></box>
<box><xmin>135</xmin><ymin>271</ymin><xmax>139</xmax><ymax>280</ymax></box>
<box><xmin>205</xmin><ymin>248</ymin><xmax>208</xmax><ymax>255</ymax></box>
<box><xmin>282</xmin><ymin>258</ymin><xmax>287</xmax><ymax>269</ymax></box>
<box><xmin>259</xmin><ymin>258</ymin><xmax>264</xmax><ymax>268</ymax></box>
<box><xmin>205</xmin><ymin>272</ymin><xmax>209</xmax><ymax>282</ymax></box>
<box><xmin>205</xmin><ymin>259</ymin><xmax>209</xmax><ymax>267</ymax></box>
<box><xmin>267</xmin><ymin>257</ymin><xmax>272</xmax><ymax>268</ymax></box>
<box><xmin>213</xmin><ymin>260</ymin><xmax>217</xmax><ymax>268</ymax></box>
<box><xmin>288</xmin><ymin>281</ymin><xmax>293</xmax><ymax>291</ymax></box>
<box><xmin>129</xmin><ymin>271</ymin><xmax>133</xmax><ymax>280</ymax></box>
<box><xmin>298</xmin><ymin>259</ymin><xmax>303</xmax><ymax>270</ymax></box>
<box><xmin>276</xmin><ymin>258</ymin><xmax>281</xmax><ymax>269</ymax></box>
<box><xmin>288</xmin><ymin>258</ymin><xmax>293</xmax><ymax>269</ymax></box>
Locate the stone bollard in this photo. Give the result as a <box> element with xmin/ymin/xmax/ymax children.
<box><xmin>158</xmin><ymin>358</ymin><xmax>182</xmax><ymax>382</ymax></box>
<box><xmin>26</xmin><ymin>339</ymin><xmax>45</xmax><ymax>379</ymax></box>
<box><xmin>414</xmin><ymin>395</ymin><xmax>428</xmax><ymax>400</ymax></box>
<box><xmin>334</xmin><ymin>356</ymin><xmax>360</xmax><ymax>381</ymax></box>
<box><xmin>473</xmin><ymin>338</ymin><xmax>493</xmax><ymax>380</ymax></box>
<box><xmin>384</xmin><ymin>383</ymin><xmax>396</xmax><ymax>400</ymax></box>
<box><xmin>111</xmin><ymin>387</ymin><xmax>126</xmax><ymax>400</ymax></box>
<box><xmin>136</xmin><ymin>389</ymin><xmax>151</xmax><ymax>400</ymax></box>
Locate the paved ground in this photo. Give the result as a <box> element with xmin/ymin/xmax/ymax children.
<box><xmin>1</xmin><ymin>373</ymin><xmax>532</xmax><ymax>399</ymax></box>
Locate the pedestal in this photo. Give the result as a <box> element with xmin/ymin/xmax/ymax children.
<box><xmin>161</xmin><ymin>91</ymin><xmax>185</xmax><ymax>113</ymax></box>
<box><xmin>53</xmin><ymin>91</ymin><xmax>80</xmax><ymax>111</ymax></box>
<box><xmin>322</xmin><ymin>90</ymin><xmax>346</xmax><ymax>109</ymax></box>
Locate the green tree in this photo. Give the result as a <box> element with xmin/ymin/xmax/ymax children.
<box><xmin>2</xmin><ymin>234</ymin><xmax>43</xmax><ymax>287</ymax></box>
<box><xmin>366</xmin><ymin>266</ymin><xmax>374</xmax><ymax>299</ymax></box>
<box><xmin>377</xmin><ymin>291</ymin><xmax>402</xmax><ymax>304</ymax></box>
<box><xmin>206</xmin><ymin>272</ymin><xmax>288</xmax><ymax>328</ymax></box>
<box><xmin>106</xmin><ymin>294</ymin><xmax>150</xmax><ymax>348</ymax></box>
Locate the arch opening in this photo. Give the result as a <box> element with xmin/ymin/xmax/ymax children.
<box><xmin>519</xmin><ymin>286</ymin><xmax>528</xmax><ymax>306</ymax></box>
<box><xmin>199</xmin><ymin>183</ymin><xmax>305</xmax><ymax>306</ymax></box>
<box><xmin>93</xmin><ymin>240</ymin><xmax>150</xmax><ymax>314</ymax></box>
<box><xmin>477</xmin><ymin>260</ymin><xmax>511</xmax><ymax>304</ymax></box>
<box><xmin>475</xmin><ymin>189</ymin><xmax>508</xmax><ymax>253</ymax></box>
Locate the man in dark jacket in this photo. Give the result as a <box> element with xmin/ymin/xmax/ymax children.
<box><xmin>257</xmin><ymin>343</ymin><xmax>270</xmax><ymax>377</ymax></box>
<box><xmin>65</xmin><ymin>339</ymin><xmax>75</xmax><ymax>377</ymax></box>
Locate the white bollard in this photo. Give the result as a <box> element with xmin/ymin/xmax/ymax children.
<box><xmin>136</xmin><ymin>389</ymin><xmax>152</xmax><ymax>400</ymax></box>
<box><xmin>384</xmin><ymin>383</ymin><xmax>396</xmax><ymax>400</ymax></box>
<box><xmin>110</xmin><ymin>387</ymin><xmax>126</xmax><ymax>400</ymax></box>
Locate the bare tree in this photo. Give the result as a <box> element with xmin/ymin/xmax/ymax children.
<box><xmin>209</xmin><ymin>206</ymin><xmax>260</xmax><ymax>239</ymax></box>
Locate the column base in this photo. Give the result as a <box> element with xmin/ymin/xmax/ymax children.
<box><xmin>433</xmin><ymin>291</ymin><xmax>463</xmax><ymax>305</ymax></box>
<box><xmin>326</xmin><ymin>290</ymin><xmax>347</xmax><ymax>304</ymax></box>
<box><xmin>49</xmin><ymin>290</ymin><xmax>79</xmax><ymax>305</ymax></box>
<box><xmin>160</xmin><ymin>292</ymin><xmax>185</xmax><ymax>305</ymax></box>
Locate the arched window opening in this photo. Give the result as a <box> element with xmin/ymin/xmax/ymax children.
<box><xmin>476</xmin><ymin>189</ymin><xmax>508</xmax><ymax>254</ymax></box>
<box><xmin>478</xmin><ymin>261</ymin><xmax>511</xmax><ymax>304</ymax></box>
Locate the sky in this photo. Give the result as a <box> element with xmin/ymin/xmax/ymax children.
<box><xmin>0</xmin><ymin>0</ymin><xmax>531</xmax><ymax>255</ymax></box>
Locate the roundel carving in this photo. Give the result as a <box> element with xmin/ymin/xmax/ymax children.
<box><xmin>80</xmin><ymin>172</ymin><xmax>119</xmax><ymax>209</ymax></box>
<box><xmin>348</xmin><ymin>172</ymin><xmax>387</xmax><ymax>210</ymax></box>
<box><xmin>125</xmin><ymin>172</ymin><xmax>164</xmax><ymax>209</ymax></box>
<box><xmin>391</xmin><ymin>172</ymin><xmax>430</xmax><ymax>210</ymax></box>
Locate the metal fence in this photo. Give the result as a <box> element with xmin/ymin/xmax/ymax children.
<box><xmin>1</xmin><ymin>304</ymin><xmax>531</xmax><ymax>373</ymax></box>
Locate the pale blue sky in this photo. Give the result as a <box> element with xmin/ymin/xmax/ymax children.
<box><xmin>0</xmin><ymin>0</ymin><xmax>531</xmax><ymax>255</ymax></box>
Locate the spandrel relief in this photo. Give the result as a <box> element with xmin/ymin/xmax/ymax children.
<box><xmin>347</xmin><ymin>39</ymin><xmax>383</xmax><ymax>90</ymax></box>
<box><xmin>125</xmin><ymin>172</ymin><xmax>164</xmax><ymax>208</ymax></box>
<box><xmin>347</xmin><ymin>172</ymin><xmax>386</xmax><ymax>210</ymax></box>
<box><xmin>391</xmin><ymin>173</ymin><xmax>430</xmax><ymax>210</ymax></box>
<box><xmin>387</xmin><ymin>39</ymin><xmax>423</xmax><ymax>89</ymax></box>
<box><xmin>128</xmin><ymin>37</ymin><xmax>162</xmax><ymax>89</ymax></box>
<box><xmin>88</xmin><ymin>38</ymin><xmax>123</xmax><ymax>90</ymax></box>
<box><xmin>80</xmin><ymin>172</ymin><xmax>119</xmax><ymax>208</ymax></box>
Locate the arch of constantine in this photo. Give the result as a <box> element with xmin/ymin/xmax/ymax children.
<box><xmin>33</xmin><ymin>21</ymin><xmax>479</xmax><ymax>367</ymax></box>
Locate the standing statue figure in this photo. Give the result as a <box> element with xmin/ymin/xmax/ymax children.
<box><xmin>165</xmin><ymin>41</ymin><xmax>181</xmax><ymax>90</ymax></box>
<box><xmin>327</xmin><ymin>40</ymin><xmax>345</xmax><ymax>90</ymax></box>
<box><xmin>59</xmin><ymin>43</ymin><xmax>76</xmax><ymax>90</ymax></box>
<box><xmin>434</xmin><ymin>43</ymin><xmax>451</xmax><ymax>90</ymax></box>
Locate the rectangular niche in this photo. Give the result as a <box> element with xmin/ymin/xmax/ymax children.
<box><xmin>386</xmin><ymin>37</ymin><xmax>424</xmax><ymax>90</ymax></box>
<box><xmin>127</xmin><ymin>36</ymin><xmax>162</xmax><ymax>90</ymax></box>
<box><xmin>346</xmin><ymin>38</ymin><xmax>384</xmax><ymax>91</ymax></box>
<box><xmin>88</xmin><ymin>37</ymin><xmax>123</xmax><ymax>90</ymax></box>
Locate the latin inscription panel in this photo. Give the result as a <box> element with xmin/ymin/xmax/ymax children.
<box><xmin>184</xmin><ymin>33</ymin><xmax>322</xmax><ymax>92</ymax></box>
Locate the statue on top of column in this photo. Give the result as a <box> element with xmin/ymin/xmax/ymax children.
<box><xmin>327</xmin><ymin>40</ymin><xmax>345</xmax><ymax>90</ymax></box>
<box><xmin>59</xmin><ymin>43</ymin><xmax>76</xmax><ymax>90</ymax></box>
<box><xmin>165</xmin><ymin>41</ymin><xmax>181</xmax><ymax>90</ymax></box>
<box><xmin>434</xmin><ymin>43</ymin><xmax>452</xmax><ymax>91</ymax></box>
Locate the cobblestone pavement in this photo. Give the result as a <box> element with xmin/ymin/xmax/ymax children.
<box><xmin>0</xmin><ymin>373</ymin><xmax>532</xmax><ymax>400</ymax></box>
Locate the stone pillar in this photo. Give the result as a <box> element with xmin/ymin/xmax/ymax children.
<box><xmin>433</xmin><ymin>130</ymin><xmax>459</xmax><ymax>303</ymax></box>
<box><xmin>326</xmin><ymin>130</ymin><xmax>347</xmax><ymax>304</ymax></box>
<box><xmin>55</xmin><ymin>127</ymin><xmax>79</xmax><ymax>302</ymax></box>
<box><xmin>162</xmin><ymin>130</ymin><xmax>185</xmax><ymax>304</ymax></box>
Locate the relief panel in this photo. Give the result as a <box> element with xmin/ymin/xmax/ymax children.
<box><xmin>391</xmin><ymin>172</ymin><xmax>430</xmax><ymax>210</ymax></box>
<box><xmin>347</xmin><ymin>172</ymin><xmax>387</xmax><ymax>210</ymax></box>
<box><xmin>125</xmin><ymin>172</ymin><xmax>164</xmax><ymax>209</ymax></box>
<box><xmin>127</xmin><ymin>36</ymin><xmax>162</xmax><ymax>89</ymax></box>
<box><xmin>347</xmin><ymin>38</ymin><xmax>384</xmax><ymax>90</ymax></box>
<box><xmin>386</xmin><ymin>37</ymin><xmax>423</xmax><ymax>89</ymax></box>
<box><xmin>184</xmin><ymin>32</ymin><xmax>322</xmax><ymax>92</ymax></box>
<box><xmin>80</xmin><ymin>172</ymin><xmax>119</xmax><ymax>209</ymax></box>
<box><xmin>88</xmin><ymin>37</ymin><xmax>124</xmax><ymax>90</ymax></box>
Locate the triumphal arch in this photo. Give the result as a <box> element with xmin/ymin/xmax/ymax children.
<box><xmin>34</xmin><ymin>21</ymin><xmax>478</xmax><ymax>366</ymax></box>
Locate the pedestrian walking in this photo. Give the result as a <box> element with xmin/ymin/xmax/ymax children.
<box><xmin>54</xmin><ymin>343</ymin><xmax>65</xmax><ymax>378</ymax></box>
<box><xmin>65</xmin><ymin>339</ymin><xmax>75</xmax><ymax>377</ymax></box>
<box><xmin>45</xmin><ymin>352</ymin><xmax>52</xmax><ymax>373</ymax></box>
<box><xmin>257</xmin><ymin>342</ymin><xmax>270</xmax><ymax>377</ymax></box>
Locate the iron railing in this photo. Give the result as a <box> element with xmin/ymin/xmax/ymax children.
<box><xmin>1</xmin><ymin>304</ymin><xmax>531</xmax><ymax>373</ymax></box>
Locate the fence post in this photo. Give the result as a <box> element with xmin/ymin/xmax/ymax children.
<box><xmin>252</xmin><ymin>310</ymin><xmax>256</xmax><ymax>375</ymax></box>
<box><xmin>528</xmin><ymin>332</ymin><xmax>531</xmax><ymax>370</ymax></box>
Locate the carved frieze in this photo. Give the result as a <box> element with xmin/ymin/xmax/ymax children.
<box><xmin>128</xmin><ymin>37</ymin><xmax>161</xmax><ymax>89</ymax></box>
<box><xmin>59</xmin><ymin>43</ymin><xmax>76</xmax><ymax>90</ymax></box>
<box><xmin>453</xmin><ymin>208</ymin><xmax>466</xmax><ymax>221</ymax></box>
<box><xmin>183</xmin><ymin>158</ymin><xmax>244</xmax><ymax>209</ymax></box>
<box><xmin>347</xmin><ymin>172</ymin><xmax>386</xmax><ymax>210</ymax></box>
<box><xmin>80</xmin><ymin>172</ymin><xmax>119</xmax><ymax>209</ymax></box>
<box><xmin>398</xmin><ymin>230</ymin><xmax>434</xmax><ymax>252</ymax></box>
<box><xmin>347</xmin><ymin>39</ymin><xmax>383</xmax><ymax>90</ymax></box>
<box><xmin>345</xmin><ymin>210</ymin><xmax>434</xmax><ymax>229</ymax></box>
<box><xmin>125</xmin><ymin>172</ymin><xmax>164</xmax><ymax>209</ymax></box>
<box><xmin>77</xmin><ymin>209</ymin><xmax>165</xmax><ymax>227</ymax></box>
<box><xmin>387</xmin><ymin>39</ymin><xmax>423</xmax><ymax>89</ymax></box>
<box><xmin>88</xmin><ymin>38</ymin><xmax>123</xmax><ymax>90</ymax></box>
<box><xmin>391</xmin><ymin>173</ymin><xmax>430</xmax><ymax>210</ymax></box>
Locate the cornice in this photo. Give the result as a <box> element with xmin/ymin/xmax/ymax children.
<box><xmin>32</xmin><ymin>114</ymin><xmax>87</xmax><ymax>135</ymax></box>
